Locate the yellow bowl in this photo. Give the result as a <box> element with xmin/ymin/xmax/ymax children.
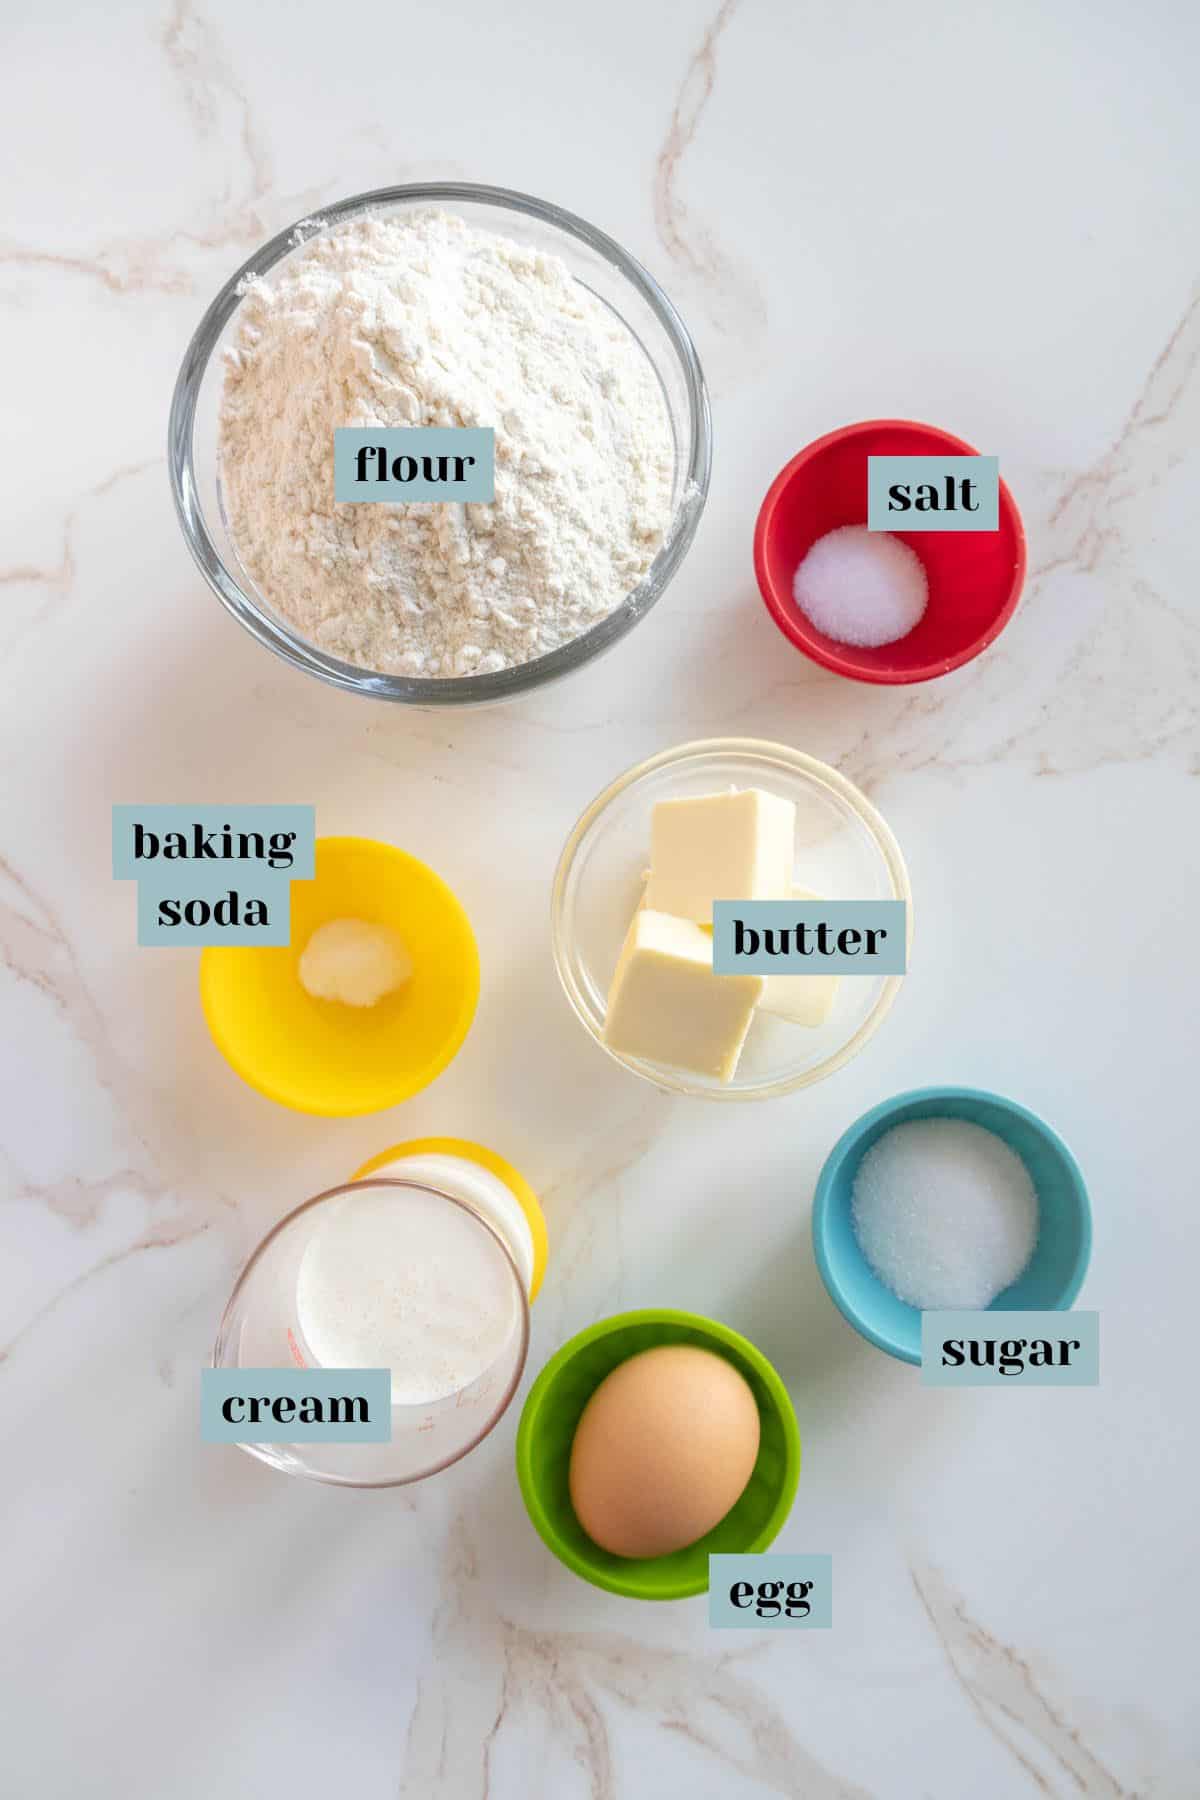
<box><xmin>351</xmin><ymin>1136</ymin><xmax>549</xmax><ymax>1302</ymax></box>
<box><xmin>199</xmin><ymin>836</ymin><xmax>479</xmax><ymax>1116</ymax></box>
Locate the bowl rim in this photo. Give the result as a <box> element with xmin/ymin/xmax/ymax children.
<box><xmin>198</xmin><ymin>833</ymin><xmax>480</xmax><ymax>1115</ymax></box>
<box><xmin>168</xmin><ymin>180</ymin><xmax>712</xmax><ymax>708</ymax></box>
<box><xmin>515</xmin><ymin>1307</ymin><xmax>801</xmax><ymax>1600</ymax></box>
<box><xmin>811</xmin><ymin>1085</ymin><xmax>1093</xmax><ymax>1364</ymax></box>
<box><xmin>753</xmin><ymin>417</ymin><xmax>1028</xmax><ymax>687</ymax></box>
<box><xmin>550</xmin><ymin>737</ymin><xmax>913</xmax><ymax>1100</ymax></box>
<box><xmin>212</xmin><ymin>1175</ymin><xmax>530</xmax><ymax>1487</ymax></box>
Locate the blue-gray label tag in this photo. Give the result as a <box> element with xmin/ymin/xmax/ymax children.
<box><xmin>201</xmin><ymin>1368</ymin><xmax>392</xmax><ymax>1442</ymax></box>
<box><xmin>920</xmin><ymin>1311</ymin><xmax>1099</xmax><ymax>1385</ymax></box>
<box><xmin>709</xmin><ymin>1555</ymin><xmax>832</xmax><ymax>1628</ymax></box>
<box><xmin>867</xmin><ymin>455</ymin><xmax>999</xmax><ymax>530</ymax></box>
<box><xmin>712</xmin><ymin>901</ymin><xmax>907</xmax><ymax>975</ymax></box>
<box><xmin>334</xmin><ymin>427</ymin><xmax>495</xmax><ymax>502</ymax></box>
<box><xmin>112</xmin><ymin>804</ymin><xmax>314</xmax><ymax>946</ymax></box>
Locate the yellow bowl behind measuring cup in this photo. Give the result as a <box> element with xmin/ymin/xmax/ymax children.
<box><xmin>351</xmin><ymin>1136</ymin><xmax>549</xmax><ymax>1301</ymax></box>
<box><xmin>199</xmin><ymin>835</ymin><xmax>479</xmax><ymax>1116</ymax></box>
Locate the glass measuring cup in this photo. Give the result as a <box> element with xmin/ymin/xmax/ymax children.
<box><xmin>212</xmin><ymin>1176</ymin><xmax>530</xmax><ymax>1487</ymax></box>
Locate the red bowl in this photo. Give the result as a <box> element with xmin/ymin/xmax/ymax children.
<box><xmin>753</xmin><ymin>419</ymin><xmax>1026</xmax><ymax>685</ymax></box>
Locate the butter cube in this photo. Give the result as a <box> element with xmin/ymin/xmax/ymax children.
<box><xmin>758</xmin><ymin>888</ymin><xmax>839</xmax><ymax>1027</ymax></box>
<box><xmin>759</xmin><ymin>969</ymin><xmax>839</xmax><ymax>1026</ymax></box>
<box><xmin>644</xmin><ymin>788</ymin><xmax>796</xmax><ymax>922</ymax></box>
<box><xmin>602</xmin><ymin>909</ymin><xmax>764</xmax><ymax>1083</ymax></box>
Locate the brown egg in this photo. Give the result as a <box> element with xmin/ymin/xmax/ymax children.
<box><xmin>568</xmin><ymin>1344</ymin><xmax>761</xmax><ymax>1559</ymax></box>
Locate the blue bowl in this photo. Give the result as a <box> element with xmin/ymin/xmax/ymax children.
<box><xmin>812</xmin><ymin>1087</ymin><xmax>1091</xmax><ymax>1365</ymax></box>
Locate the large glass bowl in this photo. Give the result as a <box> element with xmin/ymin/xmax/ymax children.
<box><xmin>169</xmin><ymin>182</ymin><xmax>711</xmax><ymax>706</ymax></box>
<box><xmin>551</xmin><ymin>738</ymin><xmax>913</xmax><ymax>1100</ymax></box>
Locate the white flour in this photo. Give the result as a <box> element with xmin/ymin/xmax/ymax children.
<box><xmin>218</xmin><ymin>210</ymin><xmax>675</xmax><ymax>676</ymax></box>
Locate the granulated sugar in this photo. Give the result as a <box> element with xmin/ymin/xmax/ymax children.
<box><xmin>793</xmin><ymin>525</ymin><xmax>928</xmax><ymax>647</ymax></box>
<box><xmin>219</xmin><ymin>210</ymin><xmax>675</xmax><ymax>677</ymax></box>
<box><xmin>851</xmin><ymin>1118</ymin><xmax>1037</xmax><ymax>1310</ymax></box>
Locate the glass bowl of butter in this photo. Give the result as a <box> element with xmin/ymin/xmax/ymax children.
<box><xmin>551</xmin><ymin>738</ymin><xmax>912</xmax><ymax>1100</ymax></box>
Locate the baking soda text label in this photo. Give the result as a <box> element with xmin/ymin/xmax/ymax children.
<box><xmin>709</xmin><ymin>1555</ymin><xmax>832</xmax><ymax>1629</ymax></box>
<box><xmin>712</xmin><ymin>900</ymin><xmax>907</xmax><ymax>976</ymax></box>
<box><xmin>867</xmin><ymin>455</ymin><xmax>1000</xmax><ymax>530</ymax></box>
<box><xmin>921</xmin><ymin>1310</ymin><xmax>1099</xmax><ymax>1386</ymax></box>
<box><xmin>201</xmin><ymin>1369</ymin><xmax>392</xmax><ymax>1443</ymax></box>
<box><xmin>334</xmin><ymin>427</ymin><xmax>495</xmax><ymax>503</ymax></box>
<box><xmin>112</xmin><ymin>804</ymin><xmax>315</xmax><ymax>945</ymax></box>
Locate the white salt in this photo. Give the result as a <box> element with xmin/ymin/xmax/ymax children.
<box><xmin>850</xmin><ymin>1119</ymin><xmax>1037</xmax><ymax>1310</ymax></box>
<box><xmin>793</xmin><ymin>526</ymin><xmax>928</xmax><ymax>647</ymax></box>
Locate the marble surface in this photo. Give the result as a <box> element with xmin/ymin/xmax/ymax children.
<box><xmin>3</xmin><ymin>2</ymin><xmax>1198</xmax><ymax>1794</ymax></box>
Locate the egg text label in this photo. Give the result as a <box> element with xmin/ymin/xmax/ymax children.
<box><xmin>709</xmin><ymin>1554</ymin><xmax>832</xmax><ymax>1630</ymax></box>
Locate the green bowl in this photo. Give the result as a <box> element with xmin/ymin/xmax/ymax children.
<box><xmin>515</xmin><ymin>1308</ymin><xmax>801</xmax><ymax>1600</ymax></box>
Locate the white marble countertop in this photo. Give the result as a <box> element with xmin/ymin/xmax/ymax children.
<box><xmin>3</xmin><ymin>2</ymin><xmax>1198</xmax><ymax>1795</ymax></box>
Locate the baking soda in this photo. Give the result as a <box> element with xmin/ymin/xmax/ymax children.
<box><xmin>793</xmin><ymin>526</ymin><xmax>928</xmax><ymax>647</ymax></box>
<box><xmin>851</xmin><ymin>1119</ymin><xmax>1037</xmax><ymax>1310</ymax></box>
<box><xmin>298</xmin><ymin>918</ymin><xmax>411</xmax><ymax>1007</ymax></box>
